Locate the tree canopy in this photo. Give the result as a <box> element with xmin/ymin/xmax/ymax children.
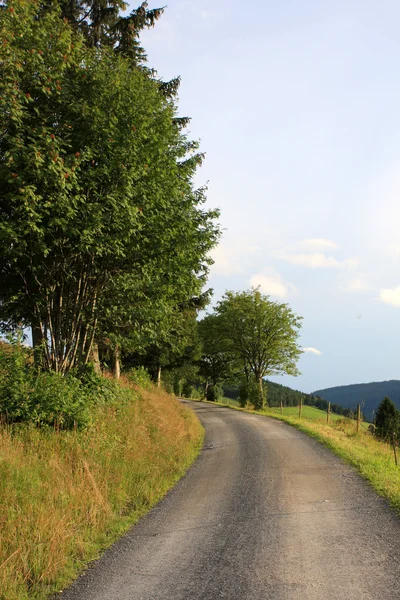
<box><xmin>375</xmin><ymin>397</ymin><xmax>399</xmax><ymax>439</ymax></box>
<box><xmin>198</xmin><ymin>289</ymin><xmax>303</xmax><ymax>408</ymax></box>
<box><xmin>0</xmin><ymin>0</ymin><xmax>220</xmax><ymax>374</ymax></box>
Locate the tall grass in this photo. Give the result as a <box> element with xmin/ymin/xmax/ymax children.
<box><xmin>0</xmin><ymin>380</ymin><xmax>203</xmax><ymax>600</ymax></box>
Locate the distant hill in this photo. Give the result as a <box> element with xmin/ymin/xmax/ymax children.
<box><xmin>313</xmin><ymin>380</ymin><xmax>400</xmax><ymax>421</ymax></box>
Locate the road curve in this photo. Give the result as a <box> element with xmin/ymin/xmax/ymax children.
<box><xmin>60</xmin><ymin>401</ymin><xmax>400</xmax><ymax>600</ymax></box>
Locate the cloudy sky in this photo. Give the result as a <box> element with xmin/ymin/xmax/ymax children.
<box><xmin>134</xmin><ymin>0</ymin><xmax>400</xmax><ymax>393</ymax></box>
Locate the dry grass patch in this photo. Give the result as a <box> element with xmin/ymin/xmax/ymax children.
<box><xmin>0</xmin><ymin>383</ymin><xmax>203</xmax><ymax>600</ymax></box>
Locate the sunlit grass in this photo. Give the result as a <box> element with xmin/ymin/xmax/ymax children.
<box><xmin>0</xmin><ymin>381</ymin><xmax>203</xmax><ymax>600</ymax></box>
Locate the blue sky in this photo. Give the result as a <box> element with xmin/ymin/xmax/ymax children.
<box><xmin>133</xmin><ymin>0</ymin><xmax>400</xmax><ymax>392</ymax></box>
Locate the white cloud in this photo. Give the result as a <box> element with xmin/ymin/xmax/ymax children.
<box><xmin>284</xmin><ymin>252</ymin><xmax>358</xmax><ymax>270</ymax></box>
<box><xmin>209</xmin><ymin>242</ymin><xmax>261</xmax><ymax>276</ymax></box>
<box><xmin>249</xmin><ymin>271</ymin><xmax>290</xmax><ymax>298</ymax></box>
<box><xmin>303</xmin><ymin>347</ymin><xmax>322</xmax><ymax>356</ymax></box>
<box><xmin>209</xmin><ymin>245</ymin><xmax>242</xmax><ymax>275</ymax></box>
<box><xmin>342</xmin><ymin>276</ymin><xmax>372</xmax><ymax>292</ymax></box>
<box><xmin>380</xmin><ymin>286</ymin><xmax>400</xmax><ymax>307</ymax></box>
<box><xmin>301</xmin><ymin>238</ymin><xmax>338</xmax><ymax>250</ymax></box>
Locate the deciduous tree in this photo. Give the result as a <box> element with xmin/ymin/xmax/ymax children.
<box><xmin>215</xmin><ymin>289</ymin><xmax>302</xmax><ymax>409</ymax></box>
<box><xmin>0</xmin><ymin>0</ymin><xmax>220</xmax><ymax>373</ymax></box>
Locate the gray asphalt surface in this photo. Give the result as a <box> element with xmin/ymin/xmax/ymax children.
<box><xmin>60</xmin><ymin>401</ymin><xmax>400</xmax><ymax>599</ymax></box>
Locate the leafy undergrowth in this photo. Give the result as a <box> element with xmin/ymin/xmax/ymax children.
<box><xmin>204</xmin><ymin>399</ymin><xmax>400</xmax><ymax>512</ymax></box>
<box><xmin>0</xmin><ymin>381</ymin><xmax>203</xmax><ymax>600</ymax></box>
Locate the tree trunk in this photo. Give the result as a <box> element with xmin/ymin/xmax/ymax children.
<box><xmin>32</xmin><ymin>319</ymin><xmax>44</xmax><ymax>369</ymax></box>
<box><xmin>114</xmin><ymin>344</ymin><xmax>121</xmax><ymax>379</ymax></box>
<box><xmin>258</xmin><ymin>375</ymin><xmax>265</xmax><ymax>409</ymax></box>
<box><xmin>90</xmin><ymin>341</ymin><xmax>102</xmax><ymax>374</ymax></box>
<box><xmin>157</xmin><ymin>365</ymin><xmax>161</xmax><ymax>388</ymax></box>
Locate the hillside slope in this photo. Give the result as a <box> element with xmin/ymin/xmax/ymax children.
<box><xmin>314</xmin><ymin>380</ymin><xmax>400</xmax><ymax>421</ymax></box>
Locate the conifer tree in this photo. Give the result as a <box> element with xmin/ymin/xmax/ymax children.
<box><xmin>375</xmin><ymin>397</ymin><xmax>399</xmax><ymax>439</ymax></box>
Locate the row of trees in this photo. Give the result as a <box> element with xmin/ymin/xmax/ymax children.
<box><xmin>0</xmin><ymin>0</ymin><xmax>220</xmax><ymax>374</ymax></box>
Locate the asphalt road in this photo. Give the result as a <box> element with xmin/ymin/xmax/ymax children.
<box><xmin>60</xmin><ymin>401</ymin><xmax>400</xmax><ymax>600</ymax></box>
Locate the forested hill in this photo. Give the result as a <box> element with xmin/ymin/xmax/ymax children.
<box><xmin>313</xmin><ymin>380</ymin><xmax>400</xmax><ymax>421</ymax></box>
<box><xmin>265</xmin><ymin>380</ymin><xmax>353</xmax><ymax>417</ymax></box>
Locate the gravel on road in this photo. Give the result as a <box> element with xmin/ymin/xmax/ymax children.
<box><xmin>60</xmin><ymin>401</ymin><xmax>400</xmax><ymax>600</ymax></box>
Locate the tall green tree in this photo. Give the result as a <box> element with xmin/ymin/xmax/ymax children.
<box><xmin>197</xmin><ymin>313</ymin><xmax>240</xmax><ymax>390</ymax></box>
<box><xmin>0</xmin><ymin>0</ymin><xmax>220</xmax><ymax>373</ymax></box>
<box><xmin>375</xmin><ymin>397</ymin><xmax>399</xmax><ymax>440</ymax></box>
<box><xmin>215</xmin><ymin>289</ymin><xmax>302</xmax><ymax>409</ymax></box>
<box><xmin>39</xmin><ymin>0</ymin><xmax>164</xmax><ymax>60</ymax></box>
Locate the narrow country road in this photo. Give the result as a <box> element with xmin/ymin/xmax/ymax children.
<box><xmin>60</xmin><ymin>402</ymin><xmax>400</xmax><ymax>599</ymax></box>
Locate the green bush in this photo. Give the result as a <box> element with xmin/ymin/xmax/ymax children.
<box><xmin>206</xmin><ymin>384</ymin><xmax>223</xmax><ymax>402</ymax></box>
<box><xmin>28</xmin><ymin>371</ymin><xmax>92</xmax><ymax>428</ymax></box>
<box><xmin>0</xmin><ymin>340</ymin><xmax>128</xmax><ymax>429</ymax></box>
<box><xmin>0</xmin><ymin>336</ymin><xmax>32</xmax><ymax>422</ymax></box>
<box><xmin>127</xmin><ymin>366</ymin><xmax>152</xmax><ymax>389</ymax></box>
<box><xmin>182</xmin><ymin>381</ymin><xmax>195</xmax><ymax>398</ymax></box>
<box><xmin>238</xmin><ymin>376</ymin><xmax>266</xmax><ymax>410</ymax></box>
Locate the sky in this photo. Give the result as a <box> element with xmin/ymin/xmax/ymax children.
<box><xmin>131</xmin><ymin>0</ymin><xmax>400</xmax><ymax>393</ymax></box>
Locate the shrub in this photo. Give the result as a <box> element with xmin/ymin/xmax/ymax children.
<box><xmin>0</xmin><ymin>340</ymin><xmax>125</xmax><ymax>429</ymax></box>
<box><xmin>238</xmin><ymin>376</ymin><xmax>266</xmax><ymax>410</ymax></box>
<box><xmin>0</xmin><ymin>336</ymin><xmax>33</xmax><ymax>422</ymax></box>
<box><xmin>206</xmin><ymin>384</ymin><xmax>223</xmax><ymax>402</ymax></box>
<box><xmin>28</xmin><ymin>371</ymin><xmax>92</xmax><ymax>429</ymax></box>
<box><xmin>126</xmin><ymin>366</ymin><xmax>152</xmax><ymax>389</ymax></box>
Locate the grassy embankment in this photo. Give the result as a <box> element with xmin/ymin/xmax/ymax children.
<box><xmin>211</xmin><ymin>398</ymin><xmax>400</xmax><ymax>511</ymax></box>
<box><xmin>0</xmin><ymin>380</ymin><xmax>203</xmax><ymax>600</ymax></box>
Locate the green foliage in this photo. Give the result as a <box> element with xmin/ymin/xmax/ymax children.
<box><xmin>206</xmin><ymin>384</ymin><xmax>223</xmax><ymax>402</ymax></box>
<box><xmin>203</xmin><ymin>288</ymin><xmax>302</xmax><ymax>409</ymax></box>
<box><xmin>0</xmin><ymin>0</ymin><xmax>220</xmax><ymax>374</ymax></box>
<box><xmin>0</xmin><ymin>339</ymin><xmax>125</xmax><ymax>428</ymax></box>
<box><xmin>46</xmin><ymin>0</ymin><xmax>164</xmax><ymax>64</ymax></box>
<box><xmin>197</xmin><ymin>313</ymin><xmax>240</xmax><ymax>386</ymax></box>
<box><xmin>375</xmin><ymin>397</ymin><xmax>399</xmax><ymax>440</ymax></box>
<box><xmin>237</xmin><ymin>376</ymin><xmax>266</xmax><ymax>409</ymax></box>
<box><xmin>127</xmin><ymin>366</ymin><xmax>152</xmax><ymax>388</ymax></box>
<box><xmin>0</xmin><ymin>336</ymin><xmax>32</xmax><ymax>422</ymax></box>
<box><xmin>27</xmin><ymin>371</ymin><xmax>92</xmax><ymax>429</ymax></box>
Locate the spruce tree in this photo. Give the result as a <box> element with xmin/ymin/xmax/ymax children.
<box><xmin>375</xmin><ymin>397</ymin><xmax>399</xmax><ymax>439</ymax></box>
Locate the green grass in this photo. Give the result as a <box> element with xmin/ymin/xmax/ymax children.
<box><xmin>0</xmin><ymin>381</ymin><xmax>204</xmax><ymax>600</ymax></box>
<box><xmin>202</xmin><ymin>398</ymin><xmax>400</xmax><ymax>513</ymax></box>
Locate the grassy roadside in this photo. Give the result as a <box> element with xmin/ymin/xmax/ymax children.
<box><xmin>201</xmin><ymin>398</ymin><xmax>400</xmax><ymax>512</ymax></box>
<box><xmin>0</xmin><ymin>382</ymin><xmax>204</xmax><ymax>600</ymax></box>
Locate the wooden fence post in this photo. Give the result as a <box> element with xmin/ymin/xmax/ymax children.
<box><xmin>299</xmin><ymin>397</ymin><xmax>302</xmax><ymax>418</ymax></box>
<box><xmin>392</xmin><ymin>433</ymin><xmax>398</xmax><ymax>466</ymax></box>
<box><xmin>280</xmin><ymin>399</ymin><xmax>283</xmax><ymax>416</ymax></box>
<box><xmin>357</xmin><ymin>404</ymin><xmax>361</xmax><ymax>433</ymax></box>
<box><xmin>326</xmin><ymin>401</ymin><xmax>330</xmax><ymax>425</ymax></box>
